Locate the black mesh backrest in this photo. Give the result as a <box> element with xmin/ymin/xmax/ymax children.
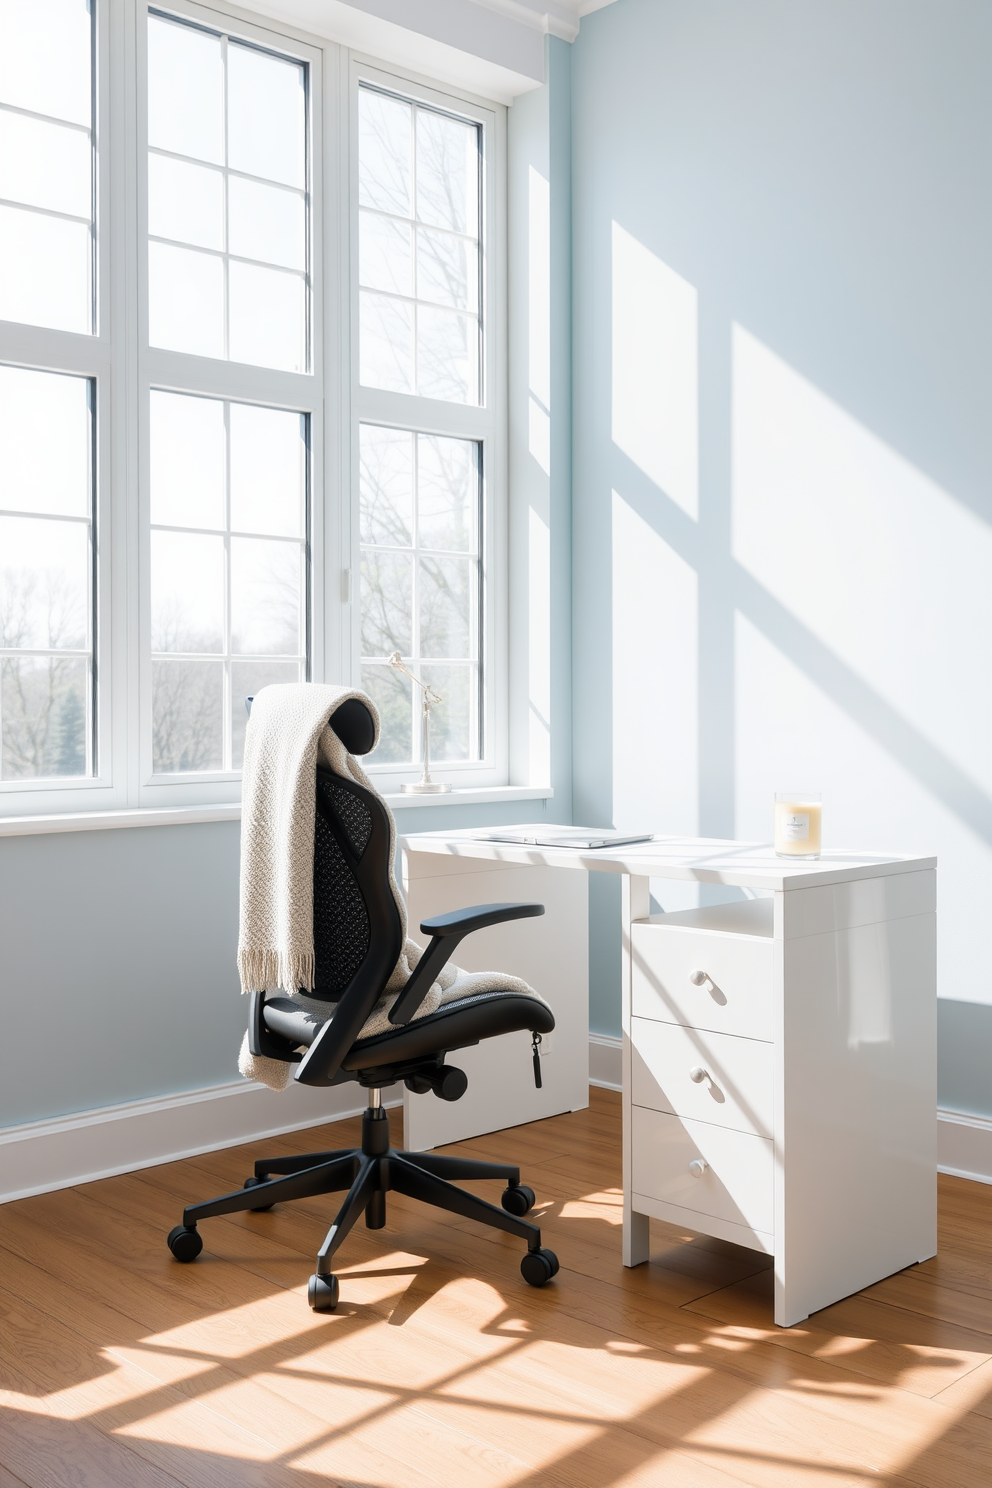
<box><xmin>310</xmin><ymin>766</ymin><xmax>403</xmax><ymax>1003</ymax></box>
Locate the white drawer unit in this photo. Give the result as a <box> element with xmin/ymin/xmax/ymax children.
<box><xmin>622</xmin><ymin>880</ymin><xmax>937</xmax><ymax>1325</ymax></box>
<box><xmin>631</xmin><ymin>1016</ymin><xmax>773</xmax><ymax>1138</ymax></box>
<box><xmin>631</xmin><ymin>901</ymin><xmax>774</xmax><ymax>1042</ymax></box>
<box><xmin>631</xmin><ymin>1105</ymin><xmax>774</xmax><ymax>1236</ymax></box>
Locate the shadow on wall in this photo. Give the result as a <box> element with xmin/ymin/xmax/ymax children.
<box><xmin>573</xmin><ymin>0</ymin><xmax>992</xmax><ymax>1075</ymax></box>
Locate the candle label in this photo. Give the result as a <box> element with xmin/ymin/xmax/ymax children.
<box><xmin>782</xmin><ymin>813</ymin><xmax>810</xmax><ymax>841</ymax></box>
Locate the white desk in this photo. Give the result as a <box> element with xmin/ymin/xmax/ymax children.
<box><xmin>401</xmin><ymin>832</ymin><xmax>937</xmax><ymax>1326</ymax></box>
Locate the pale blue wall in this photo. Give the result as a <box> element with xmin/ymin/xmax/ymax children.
<box><xmin>0</xmin><ymin>795</ymin><xmax>565</xmax><ymax>1128</ymax></box>
<box><xmin>571</xmin><ymin>0</ymin><xmax>992</xmax><ymax>1123</ymax></box>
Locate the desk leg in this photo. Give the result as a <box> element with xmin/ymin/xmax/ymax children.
<box><xmin>622</xmin><ymin>874</ymin><xmax>651</xmax><ymax>1268</ymax></box>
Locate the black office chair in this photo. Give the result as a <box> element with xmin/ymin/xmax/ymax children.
<box><xmin>166</xmin><ymin>695</ymin><xmax>558</xmax><ymax>1311</ymax></box>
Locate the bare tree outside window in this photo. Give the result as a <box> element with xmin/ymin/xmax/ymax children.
<box><xmin>0</xmin><ymin>365</ymin><xmax>93</xmax><ymax>779</ymax></box>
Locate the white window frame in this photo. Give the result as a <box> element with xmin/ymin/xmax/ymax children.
<box><xmin>134</xmin><ymin>0</ymin><xmax>324</xmax><ymax>808</ymax></box>
<box><xmin>0</xmin><ymin>0</ymin><xmax>118</xmax><ymax>816</ymax></box>
<box><xmin>0</xmin><ymin>2</ymin><xmax>510</xmax><ymax>818</ymax></box>
<box><xmin>347</xmin><ymin>58</ymin><xmax>508</xmax><ymax>793</ymax></box>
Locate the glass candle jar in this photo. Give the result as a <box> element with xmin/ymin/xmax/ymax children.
<box><xmin>774</xmin><ymin>791</ymin><xmax>822</xmax><ymax>859</ymax></box>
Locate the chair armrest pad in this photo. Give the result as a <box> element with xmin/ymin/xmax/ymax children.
<box><xmin>419</xmin><ymin>901</ymin><xmax>544</xmax><ymax>938</ymax></box>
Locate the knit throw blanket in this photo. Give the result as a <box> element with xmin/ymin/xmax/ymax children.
<box><xmin>236</xmin><ymin>683</ymin><xmax>545</xmax><ymax>1091</ymax></box>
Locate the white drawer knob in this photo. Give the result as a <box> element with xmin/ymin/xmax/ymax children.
<box><xmin>689</xmin><ymin>969</ymin><xmax>708</xmax><ymax>986</ymax></box>
<box><xmin>688</xmin><ymin>1158</ymin><xmax>708</xmax><ymax>1178</ymax></box>
<box><xmin>689</xmin><ymin>1065</ymin><xmax>711</xmax><ymax>1086</ymax></box>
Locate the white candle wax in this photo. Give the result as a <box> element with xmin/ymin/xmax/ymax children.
<box><xmin>774</xmin><ymin>795</ymin><xmax>822</xmax><ymax>859</ymax></box>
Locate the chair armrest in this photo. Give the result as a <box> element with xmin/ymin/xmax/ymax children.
<box><xmin>419</xmin><ymin>901</ymin><xmax>545</xmax><ymax>937</ymax></box>
<box><xmin>389</xmin><ymin>901</ymin><xmax>545</xmax><ymax>1026</ymax></box>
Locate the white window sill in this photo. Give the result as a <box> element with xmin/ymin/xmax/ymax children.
<box><xmin>0</xmin><ymin>786</ymin><xmax>553</xmax><ymax>837</ymax></box>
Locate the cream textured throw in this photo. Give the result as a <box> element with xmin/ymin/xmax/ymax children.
<box><xmin>236</xmin><ymin>683</ymin><xmax>546</xmax><ymax>1091</ymax></box>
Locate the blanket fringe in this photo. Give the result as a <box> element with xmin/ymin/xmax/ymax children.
<box><xmin>238</xmin><ymin>948</ymin><xmax>315</xmax><ymax>996</ymax></box>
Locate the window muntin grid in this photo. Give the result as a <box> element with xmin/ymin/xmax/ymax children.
<box><xmin>146</xmin><ymin>10</ymin><xmax>310</xmax><ymax>374</ymax></box>
<box><xmin>149</xmin><ymin>389</ymin><xmax>308</xmax><ymax>774</ymax></box>
<box><xmin>0</xmin><ymin>0</ymin><xmax>96</xmax><ymax>335</ymax></box>
<box><xmin>359</xmin><ymin>423</ymin><xmax>481</xmax><ymax>765</ymax></box>
<box><xmin>358</xmin><ymin>84</ymin><xmax>482</xmax><ymax>406</ymax></box>
<box><xmin>0</xmin><ymin>365</ymin><xmax>95</xmax><ymax>780</ymax></box>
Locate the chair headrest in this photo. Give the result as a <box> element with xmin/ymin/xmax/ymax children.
<box><xmin>329</xmin><ymin>697</ymin><xmax>376</xmax><ymax>756</ymax></box>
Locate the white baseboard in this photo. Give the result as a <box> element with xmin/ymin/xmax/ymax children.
<box><xmin>937</xmin><ymin>1107</ymin><xmax>992</xmax><ymax>1186</ymax></box>
<box><xmin>589</xmin><ymin>1031</ymin><xmax>621</xmax><ymax>1091</ymax></box>
<box><xmin>0</xmin><ymin>1078</ymin><xmax>397</xmax><ymax>1205</ymax></box>
<box><xmin>4</xmin><ymin>1045</ymin><xmax>989</xmax><ymax>1205</ymax></box>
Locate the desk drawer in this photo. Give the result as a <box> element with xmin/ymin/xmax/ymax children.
<box><xmin>631</xmin><ymin>1018</ymin><xmax>773</xmax><ymax>1138</ymax></box>
<box><xmin>631</xmin><ymin>923</ymin><xmax>773</xmax><ymax>1041</ymax></box>
<box><xmin>631</xmin><ymin>1106</ymin><xmax>774</xmax><ymax>1234</ymax></box>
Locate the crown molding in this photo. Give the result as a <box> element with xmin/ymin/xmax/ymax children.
<box><xmin>231</xmin><ymin>0</ymin><xmax>621</xmax><ymax>102</ymax></box>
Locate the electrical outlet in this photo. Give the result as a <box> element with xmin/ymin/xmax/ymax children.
<box><xmin>540</xmin><ymin>1033</ymin><xmax>553</xmax><ymax>1056</ymax></box>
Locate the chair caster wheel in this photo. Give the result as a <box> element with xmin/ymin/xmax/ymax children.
<box><xmin>521</xmin><ymin>1248</ymin><xmax>559</xmax><ymax>1287</ymax></box>
<box><xmin>308</xmin><ymin>1273</ymin><xmax>339</xmax><ymax>1312</ymax></box>
<box><xmin>243</xmin><ymin>1176</ymin><xmax>274</xmax><ymax>1211</ymax></box>
<box><xmin>501</xmin><ymin>1183</ymin><xmax>536</xmax><ymax>1217</ymax></box>
<box><xmin>167</xmin><ymin>1225</ymin><xmax>203</xmax><ymax>1263</ymax></box>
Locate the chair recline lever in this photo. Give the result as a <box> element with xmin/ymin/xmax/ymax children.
<box><xmin>389</xmin><ymin>901</ymin><xmax>545</xmax><ymax>1026</ymax></box>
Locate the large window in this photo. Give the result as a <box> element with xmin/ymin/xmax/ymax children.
<box><xmin>355</xmin><ymin>74</ymin><xmax>501</xmax><ymax>784</ymax></box>
<box><xmin>0</xmin><ymin>3</ymin><xmax>505</xmax><ymax>816</ymax></box>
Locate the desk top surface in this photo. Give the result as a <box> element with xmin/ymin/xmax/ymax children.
<box><xmin>399</xmin><ymin>830</ymin><xmax>936</xmax><ymax>891</ymax></box>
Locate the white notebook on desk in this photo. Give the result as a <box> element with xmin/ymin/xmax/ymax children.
<box><xmin>470</xmin><ymin>824</ymin><xmax>655</xmax><ymax>850</ymax></box>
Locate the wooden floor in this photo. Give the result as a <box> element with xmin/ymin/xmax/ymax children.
<box><xmin>2</xmin><ymin>1090</ymin><xmax>992</xmax><ymax>1488</ymax></box>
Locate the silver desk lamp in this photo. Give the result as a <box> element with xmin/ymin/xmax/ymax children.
<box><xmin>388</xmin><ymin>651</ymin><xmax>452</xmax><ymax>794</ymax></box>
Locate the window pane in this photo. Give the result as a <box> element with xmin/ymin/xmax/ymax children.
<box><xmin>230</xmin><ymin>537</ymin><xmax>301</xmax><ymax>655</ymax></box>
<box><xmin>227</xmin><ymin>44</ymin><xmax>305</xmax><ymax>189</ymax></box>
<box><xmin>421</xmin><ymin>663</ymin><xmax>473</xmax><ymax>762</ymax></box>
<box><xmin>0</xmin><ymin>0</ymin><xmax>91</xmax><ymax>126</ymax></box>
<box><xmin>148</xmin><ymin>242</ymin><xmax>224</xmax><ymax>358</ymax></box>
<box><xmin>419</xmin><ymin>555</ymin><xmax>474</xmax><ymax>659</ymax></box>
<box><xmin>151</xmin><ymin>531</ymin><xmax>224</xmax><ymax>653</ymax></box>
<box><xmin>228</xmin><ymin>262</ymin><xmax>305</xmax><ymax>372</ymax></box>
<box><xmin>230</xmin><ymin>405</ymin><xmax>305</xmax><ymax>538</ymax></box>
<box><xmin>360</xmin><ymin>211</ymin><xmax>412</xmax><ymax>296</ymax></box>
<box><xmin>417</xmin><ymin>305</ymin><xmax>477</xmax><ymax>404</ymax></box>
<box><xmin>360</xmin><ymin>550</ymin><xmax>412</xmax><ymax>657</ymax></box>
<box><xmin>146</xmin><ymin>18</ymin><xmax>310</xmax><ymax>372</ymax></box>
<box><xmin>361</xmin><ymin>663</ymin><xmax>412</xmax><ymax>764</ymax></box>
<box><xmin>229</xmin><ymin>177</ymin><xmax>305</xmax><ymax>271</ymax></box>
<box><xmin>416</xmin><ymin>227</ymin><xmax>477</xmax><ymax>313</ymax></box>
<box><xmin>360</xmin><ymin>293</ymin><xmax>413</xmax><ymax>394</ymax></box>
<box><xmin>0</xmin><ymin>516</ymin><xmax>89</xmax><ymax>650</ymax></box>
<box><xmin>148</xmin><ymin>155</ymin><xmax>224</xmax><ymax>251</ymax></box>
<box><xmin>231</xmin><ymin>660</ymin><xmax>301</xmax><ymax>768</ymax></box>
<box><xmin>149</xmin><ymin>393</ymin><xmax>309</xmax><ymax>775</ymax></box>
<box><xmin>359</xmin><ymin>425</ymin><xmax>482</xmax><ymax>768</ymax></box>
<box><xmin>416</xmin><ymin>108</ymin><xmax>478</xmax><ymax>236</ymax></box>
<box><xmin>152</xmin><ymin>658</ymin><xmax>223</xmax><ymax>773</ymax></box>
<box><xmin>417</xmin><ymin>435</ymin><xmax>477</xmax><ymax>553</ymax></box>
<box><xmin>0</xmin><ymin>366</ymin><xmax>90</xmax><ymax>517</ymax></box>
<box><xmin>359</xmin><ymin>91</ymin><xmax>411</xmax><ymax>216</ymax></box>
<box><xmin>147</xmin><ymin>16</ymin><xmax>224</xmax><ymax>165</ymax></box>
<box><xmin>360</xmin><ymin>425</ymin><xmax>413</xmax><ymax>547</ymax></box>
<box><xmin>150</xmin><ymin>392</ymin><xmax>225</xmax><ymax>530</ymax></box>
<box><xmin>0</xmin><ymin>112</ymin><xmax>91</xmax><ymax>218</ymax></box>
<box><xmin>1</xmin><ymin>656</ymin><xmax>88</xmax><ymax>779</ymax></box>
<box><xmin>0</xmin><ymin>205</ymin><xmax>90</xmax><ymax>334</ymax></box>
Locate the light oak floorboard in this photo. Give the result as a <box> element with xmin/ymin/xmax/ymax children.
<box><xmin>2</xmin><ymin>1089</ymin><xmax>992</xmax><ymax>1488</ymax></box>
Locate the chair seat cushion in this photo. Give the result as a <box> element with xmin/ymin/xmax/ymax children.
<box><xmin>263</xmin><ymin>989</ymin><xmax>554</xmax><ymax>1071</ymax></box>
